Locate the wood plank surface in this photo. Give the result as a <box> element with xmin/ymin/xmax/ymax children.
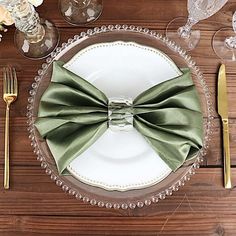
<box><xmin>0</xmin><ymin>0</ymin><xmax>236</xmax><ymax>235</ymax></box>
<box><xmin>0</xmin><ymin>215</ymin><xmax>235</xmax><ymax>236</ymax></box>
<box><xmin>0</xmin><ymin>167</ymin><xmax>235</xmax><ymax>216</ymax></box>
<box><xmin>0</xmin><ymin>168</ymin><xmax>235</xmax><ymax>235</ymax></box>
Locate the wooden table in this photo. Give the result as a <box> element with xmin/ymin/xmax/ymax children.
<box><xmin>0</xmin><ymin>0</ymin><xmax>236</xmax><ymax>235</ymax></box>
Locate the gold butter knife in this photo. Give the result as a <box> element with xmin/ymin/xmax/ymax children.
<box><xmin>218</xmin><ymin>64</ymin><xmax>232</xmax><ymax>189</ymax></box>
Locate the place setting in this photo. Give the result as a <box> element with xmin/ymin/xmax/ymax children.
<box><xmin>0</xmin><ymin>0</ymin><xmax>234</xmax><ymax>210</ymax></box>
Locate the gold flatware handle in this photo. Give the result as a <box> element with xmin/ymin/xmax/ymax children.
<box><xmin>3</xmin><ymin>66</ymin><xmax>18</xmax><ymax>189</ymax></box>
<box><xmin>4</xmin><ymin>104</ymin><xmax>10</xmax><ymax>189</ymax></box>
<box><xmin>222</xmin><ymin>119</ymin><xmax>232</xmax><ymax>189</ymax></box>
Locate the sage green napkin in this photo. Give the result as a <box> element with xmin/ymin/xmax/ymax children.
<box><xmin>35</xmin><ymin>61</ymin><xmax>203</xmax><ymax>175</ymax></box>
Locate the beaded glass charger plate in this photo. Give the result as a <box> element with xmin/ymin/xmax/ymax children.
<box><xmin>28</xmin><ymin>25</ymin><xmax>213</xmax><ymax>209</ymax></box>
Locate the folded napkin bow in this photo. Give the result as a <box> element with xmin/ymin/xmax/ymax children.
<box><xmin>35</xmin><ymin>61</ymin><xmax>203</xmax><ymax>175</ymax></box>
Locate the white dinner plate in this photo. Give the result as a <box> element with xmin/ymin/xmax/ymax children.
<box><xmin>61</xmin><ymin>41</ymin><xmax>183</xmax><ymax>191</ymax></box>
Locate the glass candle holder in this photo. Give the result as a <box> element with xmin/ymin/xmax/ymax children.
<box><xmin>0</xmin><ymin>0</ymin><xmax>59</xmax><ymax>59</ymax></box>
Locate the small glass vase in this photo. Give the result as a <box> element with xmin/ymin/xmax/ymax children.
<box><xmin>59</xmin><ymin>0</ymin><xmax>103</xmax><ymax>26</ymax></box>
<box><xmin>0</xmin><ymin>0</ymin><xmax>59</xmax><ymax>59</ymax></box>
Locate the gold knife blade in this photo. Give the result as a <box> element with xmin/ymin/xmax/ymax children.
<box><xmin>218</xmin><ymin>64</ymin><xmax>232</xmax><ymax>189</ymax></box>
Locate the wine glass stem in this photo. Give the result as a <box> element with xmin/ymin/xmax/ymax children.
<box><xmin>177</xmin><ymin>17</ymin><xmax>198</xmax><ymax>39</ymax></box>
<box><xmin>225</xmin><ymin>36</ymin><xmax>236</xmax><ymax>49</ymax></box>
<box><xmin>6</xmin><ymin>0</ymin><xmax>45</xmax><ymax>43</ymax></box>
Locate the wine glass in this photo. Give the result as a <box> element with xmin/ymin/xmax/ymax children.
<box><xmin>0</xmin><ymin>0</ymin><xmax>59</xmax><ymax>59</ymax></box>
<box><xmin>166</xmin><ymin>0</ymin><xmax>228</xmax><ymax>51</ymax></box>
<box><xmin>59</xmin><ymin>0</ymin><xmax>103</xmax><ymax>26</ymax></box>
<box><xmin>213</xmin><ymin>11</ymin><xmax>236</xmax><ymax>61</ymax></box>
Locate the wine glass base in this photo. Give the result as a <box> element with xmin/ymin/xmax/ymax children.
<box><xmin>166</xmin><ymin>17</ymin><xmax>200</xmax><ymax>51</ymax></box>
<box><xmin>14</xmin><ymin>19</ymin><xmax>59</xmax><ymax>60</ymax></box>
<box><xmin>59</xmin><ymin>0</ymin><xmax>103</xmax><ymax>26</ymax></box>
<box><xmin>213</xmin><ymin>27</ymin><xmax>236</xmax><ymax>62</ymax></box>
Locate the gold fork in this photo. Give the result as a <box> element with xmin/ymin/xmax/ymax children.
<box><xmin>3</xmin><ymin>67</ymin><xmax>18</xmax><ymax>189</ymax></box>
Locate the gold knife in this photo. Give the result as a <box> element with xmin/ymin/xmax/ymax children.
<box><xmin>218</xmin><ymin>64</ymin><xmax>232</xmax><ymax>189</ymax></box>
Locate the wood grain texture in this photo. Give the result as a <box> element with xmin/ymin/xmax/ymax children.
<box><xmin>1</xmin><ymin>0</ymin><xmax>236</xmax><ymax>235</ymax></box>
<box><xmin>0</xmin><ymin>167</ymin><xmax>235</xmax><ymax>216</ymax></box>
<box><xmin>0</xmin><ymin>215</ymin><xmax>235</xmax><ymax>236</ymax></box>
